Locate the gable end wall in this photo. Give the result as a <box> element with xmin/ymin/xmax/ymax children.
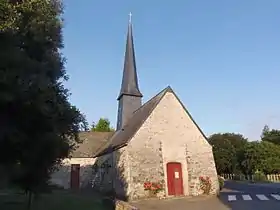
<box><xmin>126</xmin><ymin>91</ymin><xmax>219</xmax><ymax>199</ymax></box>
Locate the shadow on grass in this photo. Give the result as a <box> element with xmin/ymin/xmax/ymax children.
<box><xmin>0</xmin><ymin>189</ymin><xmax>106</xmax><ymax>210</ymax></box>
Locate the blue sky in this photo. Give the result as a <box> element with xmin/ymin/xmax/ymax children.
<box><xmin>62</xmin><ymin>0</ymin><xmax>280</xmax><ymax>140</ymax></box>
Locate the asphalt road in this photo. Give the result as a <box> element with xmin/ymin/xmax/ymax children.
<box><xmin>132</xmin><ymin>181</ymin><xmax>280</xmax><ymax>210</ymax></box>
<box><xmin>218</xmin><ymin>181</ymin><xmax>280</xmax><ymax>210</ymax></box>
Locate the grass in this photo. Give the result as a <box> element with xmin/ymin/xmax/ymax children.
<box><xmin>0</xmin><ymin>190</ymin><xmax>106</xmax><ymax>210</ymax></box>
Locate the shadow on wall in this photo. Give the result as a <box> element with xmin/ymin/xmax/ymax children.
<box><xmin>51</xmin><ymin>164</ymin><xmax>93</xmax><ymax>190</ymax></box>
<box><xmin>50</xmin><ymin>148</ymin><xmax>130</xmax><ymax>209</ymax></box>
<box><xmin>92</xmin><ymin>147</ymin><xmax>129</xmax><ymax>201</ymax></box>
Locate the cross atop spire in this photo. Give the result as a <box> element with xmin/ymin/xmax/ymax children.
<box><xmin>129</xmin><ymin>12</ymin><xmax>132</xmax><ymax>23</ymax></box>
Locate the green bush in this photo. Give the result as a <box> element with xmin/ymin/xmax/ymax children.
<box><xmin>253</xmin><ymin>170</ymin><xmax>267</xmax><ymax>182</ymax></box>
<box><xmin>218</xmin><ymin>176</ymin><xmax>224</xmax><ymax>190</ymax></box>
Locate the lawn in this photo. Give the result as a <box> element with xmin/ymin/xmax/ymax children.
<box><xmin>0</xmin><ymin>190</ymin><xmax>106</xmax><ymax>210</ymax></box>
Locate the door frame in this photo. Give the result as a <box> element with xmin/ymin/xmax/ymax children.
<box><xmin>166</xmin><ymin>162</ymin><xmax>184</xmax><ymax>196</ymax></box>
<box><xmin>70</xmin><ymin>164</ymin><xmax>80</xmax><ymax>190</ymax></box>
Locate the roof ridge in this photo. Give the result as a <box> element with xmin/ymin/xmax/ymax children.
<box><xmin>132</xmin><ymin>86</ymin><xmax>172</xmax><ymax>114</ymax></box>
<box><xmin>94</xmin><ymin>86</ymin><xmax>172</xmax><ymax>157</ymax></box>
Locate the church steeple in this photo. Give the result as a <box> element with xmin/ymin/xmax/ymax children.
<box><xmin>117</xmin><ymin>13</ymin><xmax>142</xmax><ymax>100</ymax></box>
<box><xmin>116</xmin><ymin>13</ymin><xmax>142</xmax><ymax>130</ymax></box>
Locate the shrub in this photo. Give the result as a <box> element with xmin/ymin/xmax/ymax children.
<box><xmin>199</xmin><ymin>176</ymin><xmax>212</xmax><ymax>194</ymax></box>
<box><xmin>253</xmin><ymin>170</ymin><xmax>267</xmax><ymax>182</ymax></box>
<box><xmin>218</xmin><ymin>176</ymin><xmax>224</xmax><ymax>190</ymax></box>
<box><xmin>143</xmin><ymin>181</ymin><xmax>163</xmax><ymax>197</ymax></box>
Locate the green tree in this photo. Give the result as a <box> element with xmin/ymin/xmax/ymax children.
<box><xmin>91</xmin><ymin>118</ymin><xmax>114</xmax><ymax>132</ymax></box>
<box><xmin>261</xmin><ymin>125</ymin><xmax>280</xmax><ymax>145</ymax></box>
<box><xmin>242</xmin><ymin>141</ymin><xmax>280</xmax><ymax>174</ymax></box>
<box><xmin>261</xmin><ymin>125</ymin><xmax>270</xmax><ymax>136</ymax></box>
<box><xmin>260</xmin><ymin>141</ymin><xmax>280</xmax><ymax>174</ymax></box>
<box><xmin>80</xmin><ymin>113</ymin><xmax>89</xmax><ymax>131</ymax></box>
<box><xmin>210</xmin><ymin>138</ymin><xmax>236</xmax><ymax>174</ymax></box>
<box><xmin>208</xmin><ymin>133</ymin><xmax>248</xmax><ymax>174</ymax></box>
<box><xmin>0</xmin><ymin>0</ymin><xmax>87</xmax><ymax>208</ymax></box>
<box><xmin>241</xmin><ymin>142</ymin><xmax>261</xmax><ymax>175</ymax></box>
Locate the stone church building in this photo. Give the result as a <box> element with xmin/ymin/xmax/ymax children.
<box><xmin>51</xmin><ymin>18</ymin><xmax>219</xmax><ymax>200</ymax></box>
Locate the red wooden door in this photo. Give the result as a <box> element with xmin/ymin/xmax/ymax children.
<box><xmin>167</xmin><ymin>162</ymin><xmax>184</xmax><ymax>196</ymax></box>
<box><xmin>70</xmin><ymin>164</ymin><xmax>80</xmax><ymax>190</ymax></box>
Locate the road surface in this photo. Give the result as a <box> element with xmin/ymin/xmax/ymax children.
<box><xmin>219</xmin><ymin>180</ymin><xmax>280</xmax><ymax>210</ymax></box>
<box><xmin>132</xmin><ymin>181</ymin><xmax>280</xmax><ymax>210</ymax></box>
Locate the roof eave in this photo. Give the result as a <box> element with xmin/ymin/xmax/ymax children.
<box><xmin>93</xmin><ymin>143</ymin><xmax>128</xmax><ymax>158</ymax></box>
<box><xmin>117</xmin><ymin>92</ymin><xmax>143</xmax><ymax>100</ymax></box>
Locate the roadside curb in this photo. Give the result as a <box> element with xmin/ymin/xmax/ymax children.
<box><xmin>130</xmin><ymin>194</ymin><xmax>219</xmax><ymax>203</ymax></box>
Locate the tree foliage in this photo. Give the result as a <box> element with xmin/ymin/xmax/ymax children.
<box><xmin>91</xmin><ymin>118</ymin><xmax>114</xmax><ymax>132</ymax></box>
<box><xmin>210</xmin><ymin>128</ymin><xmax>280</xmax><ymax>176</ymax></box>
<box><xmin>0</xmin><ymin>0</ymin><xmax>61</xmax><ymax>32</ymax></box>
<box><xmin>0</xmin><ymin>0</ymin><xmax>87</xmax><ymax>201</ymax></box>
<box><xmin>261</xmin><ymin>125</ymin><xmax>280</xmax><ymax>145</ymax></box>
<box><xmin>208</xmin><ymin>133</ymin><xmax>247</xmax><ymax>174</ymax></box>
<box><xmin>242</xmin><ymin>141</ymin><xmax>280</xmax><ymax>174</ymax></box>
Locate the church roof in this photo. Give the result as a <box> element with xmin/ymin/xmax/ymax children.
<box><xmin>94</xmin><ymin>86</ymin><xmax>208</xmax><ymax>157</ymax></box>
<box><xmin>117</xmin><ymin>19</ymin><xmax>142</xmax><ymax>100</ymax></box>
<box><xmin>71</xmin><ymin>131</ymin><xmax>114</xmax><ymax>158</ymax></box>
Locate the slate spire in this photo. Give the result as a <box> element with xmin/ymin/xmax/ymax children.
<box><xmin>116</xmin><ymin>13</ymin><xmax>143</xmax><ymax>130</ymax></box>
<box><xmin>117</xmin><ymin>13</ymin><xmax>143</xmax><ymax>100</ymax></box>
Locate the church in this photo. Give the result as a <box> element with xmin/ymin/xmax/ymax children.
<box><xmin>51</xmin><ymin>17</ymin><xmax>219</xmax><ymax>200</ymax></box>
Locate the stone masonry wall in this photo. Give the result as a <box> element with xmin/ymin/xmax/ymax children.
<box><xmin>50</xmin><ymin>158</ymin><xmax>96</xmax><ymax>189</ymax></box>
<box><xmin>161</xmin><ymin>92</ymin><xmax>218</xmax><ymax>195</ymax></box>
<box><xmin>113</xmin><ymin>147</ymin><xmax>131</xmax><ymax>200</ymax></box>
<box><xmin>92</xmin><ymin>153</ymin><xmax>115</xmax><ymax>193</ymax></box>
<box><xmin>159</xmin><ymin>92</ymin><xmax>219</xmax><ymax>195</ymax></box>
<box><xmin>126</xmin><ymin>91</ymin><xmax>219</xmax><ymax>199</ymax></box>
<box><xmin>185</xmin><ymin>146</ymin><xmax>219</xmax><ymax>195</ymax></box>
<box><xmin>50</xmin><ymin>155</ymin><xmax>116</xmax><ymax>192</ymax></box>
<box><xmin>126</xmin><ymin>132</ymin><xmax>164</xmax><ymax>200</ymax></box>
